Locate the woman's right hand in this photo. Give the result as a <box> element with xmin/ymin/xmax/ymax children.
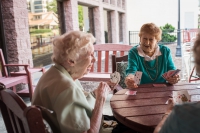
<box><xmin>94</xmin><ymin>82</ymin><xmax>111</xmax><ymax>100</ymax></box>
<box><xmin>125</xmin><ymin>74</ymin><xmax>138</xmax><ymax>88</ymax></box>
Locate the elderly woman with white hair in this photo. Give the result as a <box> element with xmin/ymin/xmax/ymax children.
<box><xmin>32</xmin><ymin>31</ymin><xmax>114</xmax><ymax>133</ymax></box>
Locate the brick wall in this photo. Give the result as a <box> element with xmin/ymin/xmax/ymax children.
<box><xmin>1</xmin><ymin>0</ymin><xmax>33</xmax><ymax>69</ymax></box>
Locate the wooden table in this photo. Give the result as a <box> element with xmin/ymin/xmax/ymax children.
<box><xmin>110</xmin><ymin>83</ymin><xmax>200</xmax><ymax>133</ymax></box>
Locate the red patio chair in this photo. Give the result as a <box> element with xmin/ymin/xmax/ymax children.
<box><xmin>189</xmin><ymin>66</ymin><xmax>200</xmax><ymax>83</ymax></box>
<box><xmin>0</xmin><ymin>49</ymin><xmax>45</xmax><ymax>100</ymax></box>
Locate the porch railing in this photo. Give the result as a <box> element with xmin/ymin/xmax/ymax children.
<box><xmin>129</xmin><ymin>29</ymin><xmax>199</xmax><ymax>45</ymax></box>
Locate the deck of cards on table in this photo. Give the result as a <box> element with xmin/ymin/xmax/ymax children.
<box><xmin>125</xmin><ymin>90</ymin><xmax>137</xmax><ymax>95</ymax></box>
<box><xmin>162</xmin><ymin>69</ymin><xmax>181</xmax><ymax>80</ymax></box>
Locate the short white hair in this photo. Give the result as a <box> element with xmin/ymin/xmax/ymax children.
<box><xmin>51</xmin><ymin>31</ymin><xmax>95</xmax><ymax>65</ymax></box>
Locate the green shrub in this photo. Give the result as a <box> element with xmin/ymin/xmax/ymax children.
<box><xmin>160</xmin><ymin>23</ymin><xmax>177</xmax><ymax>43</ymax></box>
<box><xmin>30</xmin><ymin>29</ymin><xmax>52</xmax><ymax>34</ymax></box>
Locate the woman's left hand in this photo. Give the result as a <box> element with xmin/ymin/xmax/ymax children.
<box><xmin>166</xmin><ymin>74</ymin><xmax>180</xmax><ymax>84</ymax></box>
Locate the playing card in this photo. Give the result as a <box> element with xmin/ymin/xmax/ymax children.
<box><xmin>167</xmin><ymin>70</ymin><xmax>175</xmax><ymax>78</ymax></box>
<box><xmin>110</xmin><ymin>71</ymin><xmax>120</xmax><ymax>84</ymax></box>
<box><xmin>162</xmin><ymin>69</ymin><xmax>181</xmax><ymax>80</ymax></box>
<box><xmin>153</xmin><ymin>84</ymin><xmax>167</xmax><ymax>87</ymax></box>
<box><xmin>125</xmin><ymin>90</ymin><xmax>137</xmax><ymax>95</ymax></box>
<box><xmin>173</xmin><ymin>90</ymin><xmax>191</xmax><ymax>104</ymax></box>
<box><xmin>170</xmin><ymin>69</ymin><xmax>181</xmax><ymax>77</ymax></box>
<box><xmin>134</xmin><ymin>71</ymin><xmax>142</xmax><ymax>85</ymax></box>
<box><xmin>162</xmin><ymin>72</ymin><xmax>168</xmax><ymax>80</ymax></box>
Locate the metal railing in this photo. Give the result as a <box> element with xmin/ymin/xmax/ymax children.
<box><xmin>129</xmin><ymin>29</ymin><xmax>199</xmax><ymax>45</ymax></box>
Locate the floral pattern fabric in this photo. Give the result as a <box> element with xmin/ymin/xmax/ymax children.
<box><xmin>116</xmin><ymin>62</ymin><xmax>128</xmax><ymax>89</ymax></box>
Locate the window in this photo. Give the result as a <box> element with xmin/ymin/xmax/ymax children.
<box><xmin>34</xmin><ymin>1</ymin><xmax>42</xmax><ymax>4</ymax></box>
<box><xmin>34</xmin><ymin>15</ymin><xmax>41</xmax><ymax>19</ymax></box>
<box><xmin>34</xmin><ymin>6</ymin><xmax>43</xmax><ymax>9</ymax></box>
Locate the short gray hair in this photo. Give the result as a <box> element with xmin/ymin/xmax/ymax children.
<box><xmin>139</xmin><ymin>23</ymin><xmax>162</xmax><ymax>41</ymax></box>
<box><xmin>51</xmin><ymin>31</ymin><xmax>95</xmax><ymax>65</ymax></box>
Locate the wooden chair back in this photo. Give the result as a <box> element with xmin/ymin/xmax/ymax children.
<box><xmin>0</xmin><ymin>49</ymin><xmax>9</xmax><ymax>77</ymax></box>
<box><xmin>111</xmin><ymin>54</ymin><xmax>128</xmax><ymax>93</ymax></box>
<box><xmin>0</xmin><ymin>83</ymin><xmax>48</xmax><ymax>133</ymax></box>
<box><xmin>112</xmin><ymin>54</ymin><xmax>128</xmax><ymax>73</ymax></box>
<box><xmin>189</xmin><ymin>66</ymin><xmax>200</xmax><ymax>82</ymax></box>
<box><xmin>91</xmin><ymin>44</ymin><xmax>132</xmax><ymax>73</ymax></box>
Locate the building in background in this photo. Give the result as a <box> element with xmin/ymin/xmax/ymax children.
<box><xmin>29</xmin><ymin>0</ymin><xmax>48</xmax><ymax>13</ymax></box>
<box><xmin>28</xmin><ymin>12</ymin><xmax>58</xmax><ymax>29</ymax></box>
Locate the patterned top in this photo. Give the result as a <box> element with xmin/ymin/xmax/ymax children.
<box><xmin>126</xmin><ymin>45</ymin><xmax>176</xmax><ymax>84</ymax></box>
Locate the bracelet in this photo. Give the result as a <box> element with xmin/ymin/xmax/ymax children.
<box><xmin>162</xmin><ymin>113</ymin><xmax>169</xmax><ymax>119</ymax></box>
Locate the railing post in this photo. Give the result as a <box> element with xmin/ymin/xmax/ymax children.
<box><xmin>176</xmin><ymin>0</ymin><xmax>182</xmax><ymax>57</ymax></box>
<box><xmin>129</xmin><ymin>31</ymin><xmax>131</xmax><ymax>45</ymax></box>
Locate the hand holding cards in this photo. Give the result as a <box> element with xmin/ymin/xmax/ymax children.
<box><xmin>172</xmin><ymin>90</ymin><xmax>191</xmax><ymax>104</ymax></box>
<box><xmin>162</xmin><ymin>69</ymin><xmax>181</xmax><ymax>80</ymax></box>
<box><xmin>126</xmin><ymin>71</ymin><xmax>143</xmax><ymax>89</ymax></box>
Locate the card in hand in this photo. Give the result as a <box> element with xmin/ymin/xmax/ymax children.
<box><xmin>162</xmin><ymin>69</ymin><xmax>181</xmax><ymax>80</ymax></box>
<box><xmin>173</xmin><ymin>90</ymin><xmax>191</xmax><ymax>104</ymax></box>
<box><xmin>125</xmin><ymin>90</ymin><xmax>137</xmax><ymax>95</ymax></box>
<box><xmin>162</xmin><ymin>72</ymin><xmax>168</xmax><ymax>80</ymax></box>
<box><xmin>110</xmin><ymin>71</ymin><xmax>120</xmax><ymax>84</ymax></box>
<box><xmin>170</xmin><ymin>69</ymin><xmax>181</xmax><ymax>77</ymax></box>
<box><xmin>134</xmin><ymin>71</ymin><xmax>142</xmax><ymax>85</ymax></box>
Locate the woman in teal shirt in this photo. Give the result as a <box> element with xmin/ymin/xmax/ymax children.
<box><xmin>125</xmin><ymin>23</ymin><xmax>180</xmax><ymax>88</ymax></box>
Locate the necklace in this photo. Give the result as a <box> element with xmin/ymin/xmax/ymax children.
<box><xmin>143</xmin><ymin>56</ymin><xmax>158</xmax><ymax>81</ymax></box>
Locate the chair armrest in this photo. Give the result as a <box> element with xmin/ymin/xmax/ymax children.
<box><xmin>4</xmin><ymin>64</ymin><xmax>29</xmax><ymax>67</ymax></box>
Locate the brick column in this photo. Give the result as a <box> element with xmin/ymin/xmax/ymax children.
<box><xmin>1</xmin><ymin>0</ymin><xmax>33</xmax><ymax>68</ymax></box>
<box><xmin>110</xmin><ymin>10</ymin><xmax>119</xmax><ymax>43</ymax></box>
<box><xmin>88</xmin><ymin>8</ymin><xmax>95</xmax><ymax>36</ymax></box>
<box><xmin>121</xmin><ymin>13</ymin><xmax>127</xmax><ymax>44</ymax></box>
<box><xmin>93</xmin><ymin>6</ymin><xmax>104</xmax><ymax>44</ymax></box>
<box><xmin>107</xmin><ymin>12</ymin><xmax>112</xmax><ymax>43</ymax></box>
<box><xmin>63</xmin><ymin>0</ymin><xmax>79</xmax><ymax>31</ymax></box>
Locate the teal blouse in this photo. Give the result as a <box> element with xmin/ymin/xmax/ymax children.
<box><xmin>126</xmin><ymin>45</ymin><xmax>176</xmax><ymax>84</ymax></box>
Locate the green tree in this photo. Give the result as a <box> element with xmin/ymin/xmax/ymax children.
<box><xmin>160</xmin><ymin>23</ymin><xmax>177</xmax><ymax>43</ymax></box>
<box><xmin>46</xmin><ymin>0</ymin><xmax>57</xmax><ymax>14</ymax></box>
<box><xmin>78</xmin><ymin>5</ymin><xmax>84</xmax><ymax>31</ymax></box>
